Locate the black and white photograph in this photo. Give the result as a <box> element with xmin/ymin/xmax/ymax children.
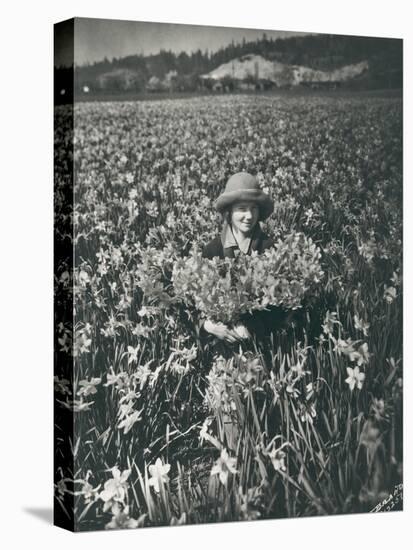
<box><xmin>53</xmin><ymin>15</ymin><xmax>403</xmax><ymax>532</ymax></box>
<box><xmin>2</xmin><ymin>0</ymin><xmax>413</xmax><ymax>546</ymax></box>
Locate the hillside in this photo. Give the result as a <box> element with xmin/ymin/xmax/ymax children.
<box><xmin>201</xmin><ymin>54</ymin><xmax>369</xmax><ymax>86</ymax></box>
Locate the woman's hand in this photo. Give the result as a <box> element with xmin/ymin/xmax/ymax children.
<box><xmin>203</xmin><ymin>319</ymin><xmax>251</xmax><ymax>343</ymax></box>
<box><xmin>232</xmin><ymin>323</ymin><xmax>252</xmax><ymax>340</ymax></box>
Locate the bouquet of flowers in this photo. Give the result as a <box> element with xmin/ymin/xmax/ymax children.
<box><xmin>172</xmin><ymin>232</ymin><xmax>324</xmax><ymax>324</ymax></box>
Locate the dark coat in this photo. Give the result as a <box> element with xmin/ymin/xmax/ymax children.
<box><xmin>202</xmin><ymin>230</ymin><xmax>274</xmax><ymax>260</ymax></box>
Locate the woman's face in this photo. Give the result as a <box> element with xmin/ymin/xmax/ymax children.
<box><xmin>230</xmin><ymin>201</ymin><xmax>259</xmax><ymax>236</ymax></box>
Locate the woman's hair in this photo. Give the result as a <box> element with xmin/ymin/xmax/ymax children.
<box><xmin>222</xmin><ymin>209</ymin><xmax>231</xmax><ymax>224</ymax></box>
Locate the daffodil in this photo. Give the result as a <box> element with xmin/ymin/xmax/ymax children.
<box><xmin>199</xmin><ymin>417</ymin><xmax>212</xmax><ymax>442</ymax></box>
<box><xmin>105</xmin><ymin>503</ymin><xmax>139</xmax><ymax>530</ymax></box>
<box><xmin>354</xmin><ymin>314</ymin><xmax>370</xmax><ymax>336</ymax></box>
<box><xmin>118</xmin><ymin>400</ymin><xmax>135</xmax><ymax>417</ymax></box>
<box><xmin>334</xmin><ymin>338</ymin><xmax>358</xmax><ymax>361</ymax></box>
<box><xmin>268</xmin><ymin>446</ymin><xmax>287</xmax><ymax>472</ymax></box>
<box><xmin>58</xmin><ymin>332</ymin><xmax>72</xmax><ymax>354</ymax></box>
<box><xmin>77</xmin><ymin>377</ymin><xmax>101</xmax><ymax>397</ymax></box>
<box><xmin>238</xmin><ymin>486</ymin><xmax>261</xmax><ymax>520</ymax></box>
<box><xmin>119</xmin><ymin>390</ymin><xmax>139</xmax><ymax>404</ymax></box>
<box><xmin>371</xmin><ymin>398</ymin><xmax>386</xmax><ymax>420</ymax></box>
<box><xmin>104</xmin><ymin>370</ymin><xmax>127</xmax><ymax>389</ymax></box>
<box><xmin>345</xmin><ymin>366</ymin><xmax>365</xmax><ymax>391</ymax></box>
<box><xmin>134</xmin><ymin>363</ymin><xmax>152</xmax><ymax>389</ymax></box>
<box><xmin>210</xmin><ymin>448</ymin><xmax>237</xmax><ymax>486</ymax></box>
<box><xmin>76</xmin><ymin>479</ymin><xmax>101</xmax><ymax>504</ymax></box>
<box><xmin>322</xmin><ymin>310</ymin><xmax>340</xmax><ymax>335</ymax></box>
<box><xmin>99</xmin><ymin>467</ymin><xmax>131</xmax><ymax>505</ymax></box>
<box><xmin>127</xmin><ymin>345</ymin><xmax>140</xmax><ymax>364</ymax></box>
<box><xmin>356</xmin><ymin>342</ymin><xmax>370</xmax><ymax>366</ymax></box>
<box><xmin>73</xmin><ymin>332</ymin><xmax>92</xmax><ymax>356</ymax></box>
<box><xmin>290</xmin><ymin>360</ymin><xmax>307</xmax><ymax>377</ymax></box>
<box><xmin>72</xmin><ymin>398</ymin><xmax>95</xmax><ymax>412</ymax></box>
<box><xmin>300</xmin><ymin>402</ymin><xmax>317</xmax><ymax>424</ymax></box>
<box><xmin>78</xmin><ymin>270</ymin><xmax>90</xmax><ymax>287</ymax></box>
<box><xmin>170</xmin><ymin>512</ymin><xmax>187</xmax><ymax>526</ymax></box>
<box><xmin>148</xmin><ymin>458</ymin><xmax>171</xmax><ymax>493</ymax></box>
<box><xmin>54</xmin><ymin>376</ymin><xmax>71</xmax><ymax>396</ymax></box>
<box><xmin>383</xmin><ymin>285</ymin><xmax>397</xmax><ymax>303</ymax></box>
<box><xmin>117</xmin><ymin>409</ymin><xmax>143</xmax><ymax>435</ymax></box>
<box><xmin>286</xmin><ymin>381</ymin><xmax>300</xmax><ymax>398</ymax></box>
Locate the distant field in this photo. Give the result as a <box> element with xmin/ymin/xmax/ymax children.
<box><xmin>72</xmin><ymin>86</ymin><xmax>402</xmax><ymax>104</ymax></box>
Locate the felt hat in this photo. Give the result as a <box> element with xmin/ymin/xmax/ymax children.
<box><xmin>215</xmin><ymin>172</ymin><xmax>274</xmax><ymax>220</ymax></box>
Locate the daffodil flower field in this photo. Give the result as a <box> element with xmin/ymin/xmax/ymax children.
<box><xmin>54</xmin><ymin>92</ymin><xmax>402</xmax><ymax>530</ymax></box>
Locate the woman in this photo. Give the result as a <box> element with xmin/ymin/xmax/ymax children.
<box><xmin>201</xmin><ymin>171</ymin><xmax>288</xmax><ymax>346</ymax></box>
<box><xmin>200</xmin><ymin>172</ymin><xmax>280</xmax><ymax>454</ymax></box>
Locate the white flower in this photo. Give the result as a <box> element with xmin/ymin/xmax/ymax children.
<box><xmin>300</xmin><ymin>403</ymin><xmax>317</xmax><ymax>424</ymax></box>
<box><xmin>77</xmin><ymin>377</ymin><xmax>101</xmax><ymax>397</ymax></box>
<box><xmin>78</xmin><ymin>270</ymin><xmax>90</xmax><ymax>287</ymax></box>
<box><xmin>384</xmin><ymin>285</ymin><xmax>397</xmax><ymax>303</ymax></box>
<box><xmin>210</xmin><ymin>449</ymin><xmax>237</xmax><ymax>486</ymax></box>
<box><xmin>322</xmin><ymin>311</ymin><xmax>340</xmax><ymax>335</ymax></box>
<box><xmin>199</xmin><ymin>418</ymin><xmax>212</xmax><ymax>442</ymax></box>
<box><xmin>148</xmin><ymin>458</ymin><xmax>171</xmax><ymax>493</ymax></box>
<box><xmin>104</xmin><ymin>370</ymin><xmax>127</xmax><ymax>389</ymax></box>
<box><xmin>105</xmin><ymin>503</ymin><xmax>139</xmax><ymax>530</ymax></box>
<box><xmin>76</xmin><ymin>478</ymin><xmax>101</xmax><ymax>504</ymax></box>
<box><xmin>117</xmin><ymin>409</ymin><xmax>143</xmax><ymax>435</ymax></box>
<box><xmin>134</xmin><ymin>363</ymin><xmax>152</xmax><ymax>389</ymax></box>
<box><xmin>268</xmin><ymin>447</ymin><xmax>287</xmax><ymax>472</ymax></box>
<box><xmin>356</xmin><ymin>343</ymin><xmax>370</xmax><ymax>366</ymax></box>
<box><xmin>345</xmin><ymin>366</ymin><xmax>365</xmax><ymax>391</ymax></box>
<box><xmin>99</xmin><ymin>467</ymin><xmax>131</xmax><ymax>505</ymax></box>
<box><xmin>74</xmin><ymin>332</ymin><xmax>92</xmax><ymax>356</ymax></box>
<box><xmin>354</xmin><ymin>314</ymin><xmax>370</xmax><ymax>336</ymax></box>
<box><xmin>72</xmin><ymin>399</ymin><xmax>94</xmax><ymax>412</ymax></box>
<box><xmin>127</xmin><ymin>345</ymin><xmax>140</xmax><ymax>364</ymax></box>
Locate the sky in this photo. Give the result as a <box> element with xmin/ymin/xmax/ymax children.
<box><xmin>55</xmin><ymin>17</ymin><xmax>311</xmax><ymax>67</ymax></box>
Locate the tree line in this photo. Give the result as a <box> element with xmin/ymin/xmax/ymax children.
<box><xmin>54</xmin><ymin>33</ymin><xmax>402</xmax><ymax>99</ymax></box>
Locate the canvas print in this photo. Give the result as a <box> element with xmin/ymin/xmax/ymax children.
<box><xmin>54</xmin><ymin>17</ymin><xmax>403</xmax><ymax>531</ymax></box>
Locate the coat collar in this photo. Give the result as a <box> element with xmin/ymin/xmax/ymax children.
<box><xmin>220</xmin><ymin>222</ymin><xmax>263</xmax><ymax>256</ymax></box>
